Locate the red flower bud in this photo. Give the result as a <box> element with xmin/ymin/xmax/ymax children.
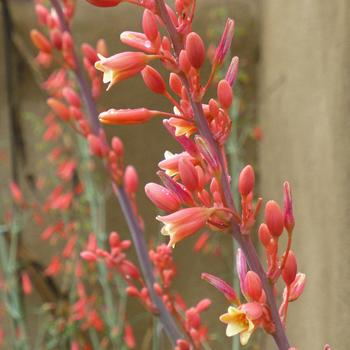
<box><xmin>283</xmin><ymin>181</ymin><xmax>295</xmax><ymax>233</ymax></box>
<box><xmin>265</xmin><ymin>200</ymin><xmax>284</xmax><ymax>237</ymax></box>
<box><xmin>213</xmin><ymin>18</ymin><xmax>235</xmax><ymax>66</ymax></box>
<box><xmin>185</xmin><ymin>32</ymin><xmax>205</xmax><ymax>69</ymax></box>
<box><xmin>225</xmin><ymin>56</ymin><xmax>239</xmax><ymax>86</ymax></box>
<box><xmin>99</xmin><ymin>108</ymin><xmax>156</xmax><ymax>125</ymax></box>
<box><xmin>145</xmin><ymin>183</ymin><xmax>180</xmax><ymax>212</ymax></box>
<box><xmin>169</xmin><ymin>73</ymin><xmax>183</xmax><ymax>96</ymax></box>
<box><xmin>86</xmin><ymin>0</ymin><xmax>122</xmax><ymax>7</ymax></box>
<box><xmin>30</xmin><ymin>29</ymin><xmax>52</xmax><ymax>54</ymax></box>
<box><xmin>179</xmin><ymin>50</ymin><xmax>191</xmax><ymax>73</ymax></box>
<box><xmin>238</xmin><ymin>165</ymin><xmax>255</xmax><ymax>197</ymax></box>
<box><xmin>244</xmin><ymin>271</ymin><xmax>262</xmax><ymax>301</ymax></box>
<box><xmin>141</xmin><ymin>65</ymin><xmax>166</xmax><ymax>94</ymax></box>
<box><xmin>80</xmin><ymin>251</ymin><xmax>97</xmax><ymax>262</ymax></box>
<box><xmin>47</xmin><ymin>98</ymin><xmax>70</xmax><ymax>121</ymax></box>
<box><xmin>258</xmin><ymin>223</ymin><xmax>272</xmax><ymax>247</ymax></box>
<box><xmin>178</xmin><ymin>157</ymin><xmax>199</xmax><ymax>192</ymax></box>
<box><xmin>124</xmin><ymin>165</ymin><xmax>138</xmax><ymax>193</ymax></box>
<box><xmin>282</xmin><ymin>250</ymin><xmax>297</xmax><ymax>286</ymax></box>
<box><xmin>217</xmin><ymin>79</ymin><xmax>233</xmax><ymax>109</ymax></box>
<box><xmin>142</xmin><ymin>9</ymin><xmax>158</xmax><ymax>41</ymax></box>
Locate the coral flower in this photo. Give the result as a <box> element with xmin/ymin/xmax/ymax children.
<box><xmin>95</xmin><ymin>52</ymin><xmax>158</xmax><ymax>90</ymax></box>
<box><xmin>156</xmin><ymin>207</ymin><xmax>215</xmax><ymax>247</ymax></box>
<box><xmin>219</xmin><ymin>306</ymin><xmax>254</xmax><ymax>345</ymax></box>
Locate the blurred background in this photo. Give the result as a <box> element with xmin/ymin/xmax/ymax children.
<box><xmin>0</xmin><ymin>0</ymin><xmax>349</xmax><ymax>349</ymax></box>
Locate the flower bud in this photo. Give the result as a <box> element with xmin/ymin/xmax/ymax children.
<box><xmin>208</xmin><ymin>98</ymin><xmax>219</xmax><ymax>118</ymax></box>
<box><xmin>87</xmin><ymin>134</ymin><xmax>106</xmax><ymax>158</ymax></box>
<box><xmin>217</xmin><ymin>79</ymin><xmax>233</xmax><ymax>109</ymax></box>
<box><xmin>47</xmin><ymin>98</ymin><xmax>70</xmax><ymax>121</ymax></box>
<box><xmin>142</xmin><ymin>9</ymin><xmax>158</xmax><ymax>41</ymax></box>
<box><xmin>10</xmin><ymin>182</ymin><xmax>24</xmax><ymax>205</ymax></box>
<box><xmin>145</xmin><ymin>183</ymin><xmax>180</xmax><ymax>212</ymax></box>
<box><xmin>258</xmin><ymin>223</ymin><xmax>272</xmax><ymax>247</ymax></box>
<box><xmin>109</xmin><ymin>231</ymin><xmax>120</xmax><ymax>247</ymax></box>
<box><xmin>244</xmin><ymin>271</ymin><xmax>262</xmax><ymax>301</ymax></box>
<box><xmin>141</xmin><ymin>65</ymin><xmax>166</xmax><ymax>94</ymax></box>
<box><xmin>82</xmin><ymin>43</ymin><xmax>98</xmax><ymax>65</ymax></box>
<box><xmin>62</xmin><ymin>87</ymin><xmax>81</xmax><ymax>108</ymax></box>
<box><xmin>99</xmin><ymin>108</ymin><xmax>156</xmax><ymax>125</ymax></box>
<box><xmin>283</xmin><ymin>181</ymin><xmax>295</xmax><ymax>233</ymax></box>
<box><xmin>201</xmin><ymin>272</ymin><xmax>239</xmax><ymax>304</ymax></box>
<box><xmin>30</xmin><ymin>29</ymin><xmax>52</xmax><ymax>54</ymax></box>
<box><xmin>87</xmin><ymin>0</ymin><xmax>122</xmax><ymax>7</ymax></box>
<box><xmin>111</xmin><ymin>136</ymin><xmax>124</xmax><ymax>156</ymax></box>
<box><xmin>179</xmin><ymin>50</ymin><xmax>191</xmax><ymax>73</ymax></box>
<box><xmin>80</xmin><ymin>251</ymin><xmax>97</xmax><ymax>262</ymax></box>
<box><xmin>124</xmin><ymin>165</ymin><xmax>138</xmax><ymax>193</ymax></box>
<box><xmin>225</xmin><ymin>56</ymin><xmax>239</xmax><ymax>87</ymax></box>
<box><xmin>169</xmin><ymin>73</ymin><xmax>183</xmax><ymax>96</ymax></box>
<box><xmin>50</xmin><ymin>29</ymin><xmax>62</xmax><ymax>50</ymax></box>
<box><xmin>185</xmin><ymin>32</ymin><xmax>205</xmax><ymax>69</ymax></box>
<box><xmin>236</xmin><ymin>248</ymin><xmax>247</xmax><ymax>291</ymax></box>
<box><xmin>213</xmin><ymin>18</ymin><xmax>235</xmax><ymax>66</ymax></box>
<box><xmin>35</xmin><ymin>4</ymin><xmax>49</xmax><ymax>25</ymax></box>
<box><xmin>288</xmin><ymin>272</ymin><xmax>306</xmax><ymax>301</ymax></box>
<box><xmin>178</xmin><ymin>157</ymin><xmax>199</xmax><ymax>192</ymax></box>
<box><xmin>265</xmin><ymin>200</ymin><xmax>284</xmax><ymax>237</ymax></box>
<box><xmin>282</xmin><ymin>250</ymin><xmax>297</xmax><ymax>286</ymax></box>
<box><xmin>238</xmin><ymin>165</ymin><xmax>255</xmax><ymax>197</ymax></box>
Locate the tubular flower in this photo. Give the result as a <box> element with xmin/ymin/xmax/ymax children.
<box><xmin>219</xmin><ymin>306</ymin><xmax>254</xmax><ymax>345</ymax></box>
<box><xmin>156</xmin><ymin>207</ymin><xmax>216</xmax><ymax>247</ymax></box>
<box><xmin>95</xmin><ymin>52</ymin><xmax>157</xmax><ymax>90</ymax></box>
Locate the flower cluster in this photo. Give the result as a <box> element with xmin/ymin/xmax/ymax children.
<box><xmin>88</xmin><ymin>0</ymin><xmax>312</xmax><ymax>348</ymax></box>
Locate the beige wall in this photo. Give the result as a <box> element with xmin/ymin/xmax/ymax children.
<box><xmin>258</xmin><ymin>1</ymin><xmax>350</xmax><ymax>349</ymax></box>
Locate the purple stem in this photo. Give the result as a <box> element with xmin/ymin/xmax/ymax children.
<box><xmin>50</xmin><ymin>0</ymin><xmax>182</xmax><ymax>344</ymax></box>
<box><xmin>155</xmin><ymin>0</ymin><xmax>290</xmax><ymax>348</ymax></box>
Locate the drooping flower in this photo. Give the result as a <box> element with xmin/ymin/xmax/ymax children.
<box><xmin>219</xmin><ymin>306</ymin><xmax>255</xmax><ymax>345</ymax></box>
<box><xmin>95</xmin><ymin>52</ymin><xmax>158</xmax><ymax>90</ymax></box>
<box><xmin>156</xmin><ymin>207</ymin><xmax>216</xmax><ymax>247</ymax></box>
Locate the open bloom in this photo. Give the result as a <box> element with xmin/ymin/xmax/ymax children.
<box><xmin>156</xmin><ymin>207</ymin><xmax>215</xmax><ymax>247</ymax></box>
<box><xmin>95</xmin><ymin>52</ymin><xmax>157</xmax><ymax>90</ymax></box>
<box><xmin>219</xmin><ymin>306</ymin><xmax>255</xmax><ymax>345</ymax></box>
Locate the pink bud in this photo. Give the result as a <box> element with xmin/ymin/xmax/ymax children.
<box><xmin>323</xmin><ymin>345</ymin><xmax>332</xmax><ymax>350</ymax></box>
<box><xmin>236</xmin><ymin>248</ymin><xmax>248</xmax><ymax>291</ymax></box>
<box><xmin>213</xmin><ymin>19</ymin><xmax>235</xmax><ymax>66</ymax></box>
<box><xmin>80</xmin><ymin>251</ymin><xmax>97</xmax><ymax>262</ymax></box>
<box><xmin>21</xmin><ymin>272</ymin><xmax>32</xmax><ymax>295</ymax></box>
<box><xmin>282</xmin><ymin>250</ymin><xmax>297</xmax><ymax>286</ymax></box>
<box><xmin>217</xmin><ymin>79</ymin><xmax>233</xmax><ymax>109</ymax></box>
<box><xmin>30</xmin><ymin>29</ymin><xmax>51</xmax><ymax>54</ymax></box>
<box><xmin>238</xmin><ymin>165</ymin><xmax>255</xmax><ymax>197</ymax></box>
<box><xmin>225</xmin><ymin>56</ymin><xmax>239</xmax><ymax>86</ymax></box>
<box><xmin>178</xmin><ymin>157</ymin><xmax>199</xmax><ymax>192</ymax></box>
<box><xmin>62</xmin><ymin>87</ymin><xmax>81</xmax><ymax>108</ymax></box>
<box><xmin>126</xmin><ymin>286</ymin><xmax>139</xmax><ymax>297</ymax></box>
<box><xmin>10</xmin><ymin>182</ymin><xmax>23</xmax><ymax>205</ymax></box>
<box><xmin>47</xmin><ymin>98</ymin><xmax>70</xmax><ymax>121</ymax></box>
<box><xmin>201</xmin><ymin>272</ymin><xmax>239</xmax><ymax>304</ymax></box>
<box><xmin>110</xmin><ymin>138</ymin><xmax>123</xmax><ymax>158</ymax></box>
<box><xmin>99</xmin><ymin>108</ymin><xmax>156</xmax><ymax>125</ymax></box>
<box><xmin>145</xmin><ymin>183</ymin><xmax>180</xmax><ymax>212</ymax></box>
<box><xmin>35</xmin><ymin>4</ymin><xmax>49</xmax><ymax>25</ymax></box>
<box><xmin>141</xmin><ymin>65</ymin><xmax>166</xmax><ymax>94</ymax></box>
<box><xmin>244</xmin><ymin>271</ymin><xmax>262</xmax><ymax>301</ymax></box>
<box><xmin>283</xmin><ymin>181</ymin><xmax>295</xmax><ymax>233</ymax></box>
<box><xmin>109</xmin><ymin>231</ymin><xmax>120</xmax><ymax>247</ymax></box>
<box><xmin>169</xmin><ymin>73</ymin><xmax>183</xmax><ymax>96</ymax></box>
<box><xmin>87</xmin><ymin>134</ymin><xmax>106</xmax><ymax>158</ymax></box>
<box><xmin>82</xmin><ymin>43</ymin><xmax>98</xmax><ymax>65</ymax></box>
<box><xmin>124</xmin><ymin>165</ymin><xmax>138</xmax><ymax>193</ymax></box>
<box><xmin>195</xmin><ymin>298</ymin><xmax>212</xmax><ymax>312</ymax></box>
<box><xmin>185</xmin><ymin>32</ymin><xmax>205</xmax><ymax>69</ymax></box>
<box><xmin>265</xmin><ymin>200</ymin><xmax>284</xmax><ymax>237</ymax></box>
<box><xmin>208</xmin><ymin>98</ymin><xmax>220</xmax><ymax>117</ymax></box>
<box><xmin>179</xmin><ymin>50</ymin><xmax>191</xmax><ymax>73</ymax></box>
<box><xmin>258</xmin><ymin>223</ymin><xmax>272</xmax><ymax>247</ymax></box>
<box><xmin>124</xmin><ymin>324</ymin><xmax>136</xmax><ymax>349</ymax></box>
<box><xmin>50</xmin><ymin>29</ymin><xmax>62</xmax><ymax>50</ymax></box>
<box><xmin>142</xmin><ymin>9</ymin><xmax>158</xmax><ymax>41</ymax></box>
<box><xmin>288</xmin><ymin>272</ymin><xmax>306</xmax><ymax>301</ymax></box>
